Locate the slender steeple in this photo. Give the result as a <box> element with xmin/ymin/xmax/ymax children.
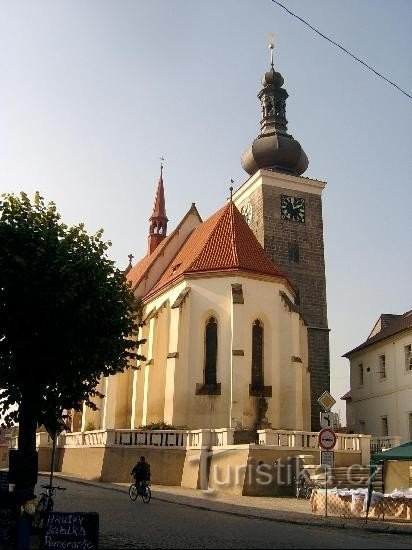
<box><xmin>241</xmin><ymin>37</ymin><xmax>308</xmax><ymax>177</ymax></box>
<box><xmin>148</xmin><ymin>163</ymin><xmax>168</xmax><ymax>255</ymax></box>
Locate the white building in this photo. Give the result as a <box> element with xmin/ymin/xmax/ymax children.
<box><xmin>343</xmin><ymin>310</ymin><xmax>412</xmax><ymax>443</ymax></box>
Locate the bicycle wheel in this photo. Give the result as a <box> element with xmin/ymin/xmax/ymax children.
<box><xmin>141</xmin><ymin>485</ymin><xmax>151</xmax><ymax>504</ymax></box>
<box><xmin>34</xmin><ymin>495</ymin><xmax>53</xmax><ymax>529</ymax></box>
<box><xmin>129</xmin><ymin>484</ymin><xmax>138</xmax><ymax>501</ymax></box>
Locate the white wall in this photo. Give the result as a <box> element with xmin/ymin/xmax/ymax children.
<box><xmin>349</xmin><ymin>330</ymin><xmax>412</xmax><ymax>442</ymax></box>
<box><xmin>137</xmin><ymin>273</ymin><xmax>310</xmax><ymax>430</ymax></box>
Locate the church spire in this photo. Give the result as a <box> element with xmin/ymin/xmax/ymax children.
<box><xmin>148</xmin><ymin>162</ymin><xmax>168</xmax><ymax>255</ymax></box>
<box><xmin>241</xmin><ymin>37</ymin><xmax>308</xmax><ymax>177</ymax></box>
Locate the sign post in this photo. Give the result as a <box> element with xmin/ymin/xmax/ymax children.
<box><xmin>317</xmin><ymin>391</ymin><xmax>336</xmax><ymax>519</ymax></box>
<box><xmin>320</xmin><ymin>451</ymin><xmax>335</xmax><ymax>468</ymax></box>
<box><xmin>320</xmin><ymin>411</ymin><xmax>334</xmax><ymax>429</ymax></box>
<box><xmin>317</xmin><ymin>391</ymin><xmax>336</xmax><ymax>412</ymax></box>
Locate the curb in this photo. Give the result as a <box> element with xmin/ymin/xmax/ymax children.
<box><xmin>46</xmin><ymin>473</ymin><xmax>412</xmax><ymax>537</ymax></box>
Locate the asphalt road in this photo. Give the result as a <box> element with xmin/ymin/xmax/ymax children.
<box><xmin>37</xmin><ymin>476</ymin><xmax>412</xmax><ymax>549</ymax></box>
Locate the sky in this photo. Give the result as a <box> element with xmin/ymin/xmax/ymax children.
<box><xmin>1</xmin><ymin>0</ymin><xmax>411</xmax><ymax>424</ymax></box>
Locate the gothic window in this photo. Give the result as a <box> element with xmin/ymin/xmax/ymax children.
<box><xmin>204</xmin><ymin>317</ymin><xmax>218</xmax><ymax>385</ymax></box>
<box><xmin>251</xmin><ymin>319</ymin><xmax>264</xmax><ymax>390</ymax></box>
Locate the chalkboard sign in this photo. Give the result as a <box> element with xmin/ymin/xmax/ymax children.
<box><xmin>0</xmin><ymin>473</ymin><xmax>8</xmax><ymax>494</ymax></box>
<box><xmin>42</xmin><ymin>512</ymin><xmax>99</xmax><ymax>549</ymax></box>
<box><xmin>0</xmin><ymin>493</ymin><xmax>19</xmax><ymax>550</ymax></box>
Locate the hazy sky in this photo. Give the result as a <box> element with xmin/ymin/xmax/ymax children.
<box><xmin>1</xmin><ymin>0</ymin><xmax>411</xmax><ymax>423</ymax></box>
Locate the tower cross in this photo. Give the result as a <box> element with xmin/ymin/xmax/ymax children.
<box><xmin>269</xmin><ymin>32</ymin><xmax>275</xmax><ymax>68</ymax></box>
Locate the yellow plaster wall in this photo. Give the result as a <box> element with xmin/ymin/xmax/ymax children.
<box><xmin>114</xmin><ymin>369</ymin><xmax>134</xmax><ymax>428</ymax></box>
<box><xmin>384</xmin><ymin>460</ymin><xmax>412</xmax><ymax>492</ymax></box>
<box><xmin>58</xmin><ymin>447</ymin><xmax>106</xmax><ymax>481</ymax></box>
<box><xmin>180</xmin><ymin>448</ymin><xmax>203</xmax><ymax>489</ymax></box>
<box><xmin>58</xmin><ymin>446</ymin><xmax>187</xmax><ymax>485</ymax></box>
<box><xmin>133</xmin><ymin>273</ymin><xmax>310</xmax><ymax>432</ymax></box>
<box><xmin>208</xmin><ymin>447</ymin><xmax>250</xmax><ymax>495</ymax></box>
<box><xmin>146</xmin><ymin>305</ymin><xmax>169</xmax><ymax>424</ymax></box>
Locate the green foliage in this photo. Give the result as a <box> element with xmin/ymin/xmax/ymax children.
<box><xmin>0</xmin><ymin>192</ymin><xmax>145</xmax><ymax>429</ymax></box>
<box><xmin>137</xmin><ymin>422</ymin><xmax>176</xmax><ymax>431</ymax></box>
<box><xmin>84</xmin><ymin>421</ymin><xmax>96</xmax><ymax>432</ymax></box>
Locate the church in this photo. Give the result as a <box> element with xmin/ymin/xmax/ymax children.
<box><xmin>81</xmin><ymin>50</ymin><xmax>330</xmax><ymax>436</ymax></box>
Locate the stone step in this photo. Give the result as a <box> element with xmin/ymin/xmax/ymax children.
<box><xmin>303</xmin><ymin>465</ymin><xmax>384</xmax><ymax>490</ymax></box>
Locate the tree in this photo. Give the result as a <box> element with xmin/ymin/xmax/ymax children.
<box><xmin>0</xmin><ymin>192</ymin><xmax>144</xmax><ymax>498</ymax></box>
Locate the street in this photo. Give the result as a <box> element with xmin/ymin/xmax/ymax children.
<box><xmin>36</xmin><ymin>476</ymin><xmax>412</xmax><ymax>549</ymax></box>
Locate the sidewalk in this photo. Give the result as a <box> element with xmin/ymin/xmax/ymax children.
<box><xmin>50</xmin><ymin>473</ymin><xmax>412</xmax><ymax>536</ymax></box>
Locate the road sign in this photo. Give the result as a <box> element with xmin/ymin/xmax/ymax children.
<box><xmin>320</xmin><ymin>411</ymin><xmax>334</xmax><ymax>428</ymax></box>
<box><xmin>317</xmin><ymin>391</ymin><xmax>336</xmax><ymax>412</ymax></box>
<box><xmin>318</xmin><ymin>427</ymin><xmax>337</xmax><ymax>450</ymax></box>
<box><xmin>320</xmin><ymin>451</ymin><xmax>335</xmax><ymax>468</ymax></box>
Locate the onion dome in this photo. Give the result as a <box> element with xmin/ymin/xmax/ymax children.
<box><xmin>241</xmin><ymin>57</ymin><xmax>308</xmax><ymax>177</ymax></box>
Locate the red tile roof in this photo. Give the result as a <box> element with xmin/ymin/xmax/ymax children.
<box><xmin>126</xmin><ymin>203</ymin><xmax>202</xmax><ymax>292</ymax></box>
<box><xmin>126</xmin><ymin>235</ymin><xmax>168</xmax><ymax>290</ymax></box>
<box><xmin>146</xmin><ymin>201</ymin><xmax>288</xmax><ymax>299</ymax></box>
<box><xmin>343</xmin><ymin>309</ymin><xmax>412</xmax><ymax>357</ymax></box>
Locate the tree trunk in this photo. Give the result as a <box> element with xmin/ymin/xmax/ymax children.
<box><xmin>15</xmin><ymin>388</ymin><xmax>39</xmax><ymax>501</ymax></box>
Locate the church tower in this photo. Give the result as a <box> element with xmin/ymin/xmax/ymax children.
<box><xmin>233</xmin><ymin>44</ymin><xmax>330</xmax><ymax>431</ymax></box>
<box><xmin>147</xmin><ymin>164</ymin><xmax>168</xmax><ymax>255</ymax></box>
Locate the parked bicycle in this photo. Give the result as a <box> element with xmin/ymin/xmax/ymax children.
<box><xmin>294</xmin><ymin>473</ymin><xmax>319</xmax><ymax>499</ymax></box>
<box><xmin>34</xmin><ymin>484</ymin><xmax>66</xmax><ymax>529</ymax></box>
<box><xmin>129</xmin><ymin>479</ymin><xmax>151</xmax><ymax>504</ymax></box>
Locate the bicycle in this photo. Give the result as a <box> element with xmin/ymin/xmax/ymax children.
<box><xmin>34</xmin><ymin>484</ymin><xmax>66</xmax><ymax>530</ymax></box>
<box><xmin>129</xmin><ymin>479</ymin><xmax>151</xmax><ymax>504</ymax></box>
<box><xmin>294</xmin><ymin>474</ymin><xmax>319</xmax><ymax>499</ymax></box>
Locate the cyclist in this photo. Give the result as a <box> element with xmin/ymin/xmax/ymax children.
<box><xmin>131</xmin><ymin>456</ymin><xmax>151</xmax><ymax>494</ymax></box>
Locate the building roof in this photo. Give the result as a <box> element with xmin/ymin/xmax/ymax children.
<box><xmin>146</xmin><ymin>201</ymin><xmax>289</xmax><ymax>300</ymax></box>
<box><xmin>343</xmin><ymin>309</ymin><xmax>412</xmax><ymax>358</ymax></box>
<box><xmin>340</xmin><ymin>390</ymin><xmax>351</xmax><ymax>401</ymax></box>
<box><xmin>127</xmin><ymin>203</ymin><xmax>201</xmax><ymax>292</ymax></box>
<box><xmin>126</xmin><ymin>234</ymin><xmax>168</xmax><ymax>290</ymax></box>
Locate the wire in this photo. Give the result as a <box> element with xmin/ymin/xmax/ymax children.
<box><xmin>271</xmin><ymin>0</ymin><xmax>412</xmax><ymax>100</ymax></box>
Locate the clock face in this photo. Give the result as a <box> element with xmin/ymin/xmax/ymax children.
<box><xmin>281</xmin><ymin>195</ymin><xmax>305</xmax><ymax>223</ymax></box>
<box><xmin>241</xmin><ymin>202</ymin><xmax>253</xmax><ymax>225</ymax></box>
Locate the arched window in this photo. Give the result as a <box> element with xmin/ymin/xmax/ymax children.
<box><xmin>204</xmin><ymin>317</ymin><xmax>218</xmax><ymax>385</ymax></box>
<box><xmin>251</xmin><ymin>319</ymin><xmax>264</xmax><ymax>390</ymax></box>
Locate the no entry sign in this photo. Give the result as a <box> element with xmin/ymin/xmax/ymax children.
<box><xmin>318</xmin><ymin>428</ymin><xmax>337</xmax><ymax>450</ymax></box>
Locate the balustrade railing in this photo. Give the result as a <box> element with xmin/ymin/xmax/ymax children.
<box><xmin>113</xmin><ymin>430</ymin><xmax>189</xmax><ymax>447</ymax></box>
<box><xmin>370</xmin><ymin>436</ymin><xmax>402</xmax><ymax>454</ymax></box>
<box><xmin>32</xmin><ymin>427</ymin><xmax>377</xmax><ymax>464</ymax></box>
<box><xmin>257</xmin><ymin>430</ymin><xmax>319</xmax><ymax>448</ymax></box>
<box><xmin>55</xmin><ymin>428</ymin><xmax>236</xmax><ymax>448</ymax></box>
